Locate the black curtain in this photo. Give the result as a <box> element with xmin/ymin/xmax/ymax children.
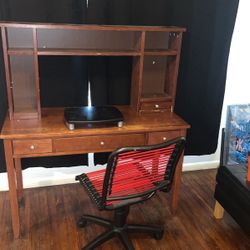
<box><xmin>169</xmin><ymin>0</ymin><xmax>239</xmax><ymax>155</ymax></box>
<box><xmin>0</xmin><ymin>0</ymin><xmax>239</xmax><ymax>172</ymax></box>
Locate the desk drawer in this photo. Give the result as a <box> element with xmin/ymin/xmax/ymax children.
<box><xmin>54</xmin><ymin>134</ymin><xmax>145</xmax><ymax>153</ymax></box>
<box><xmin>148</xmin><ymin>130</ymin><xmax>180</xmax><ymax>145</ymax></box>
<box><xmin>140</xmin><ymin>101</ymin><xmax>171</xmax><ymax>112</ymax></box>
<box><xmin>13</xmin><ymin>139</ymin><xmax>52</xmax><ymax>155</ymax></box>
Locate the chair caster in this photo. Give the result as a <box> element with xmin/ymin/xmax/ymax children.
<box><xmin>154</xmin><ymin>230</ymin><xmax>164</xmax><ymax>240</ymax></box>
<box><xmin>77</xmin><ymin>218</ymin><xmax>87</xmax><ymax>228</ymax></box>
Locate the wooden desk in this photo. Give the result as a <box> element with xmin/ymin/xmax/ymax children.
<box><xmin>0</xmin><ymin>106</ymin><xmax>189</xmax><ymax>238</ymax></box>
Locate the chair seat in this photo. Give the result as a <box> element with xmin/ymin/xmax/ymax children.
<box><xmin>77</xmin><ymin>165</ymin><xmax>157</xmax><ymax>209</ymax></box>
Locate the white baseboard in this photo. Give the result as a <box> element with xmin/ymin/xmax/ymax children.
<box><xmin>0</xmin><ymin>161</ymin><xmax>219</xmax><ymax>192</ymax></box>
<box><xmin>182</xmin><ymin>160</ymin><xmax>219</xmax><ymax>172</ymax></box>
<box><xmin>0</xmin><ymin>165</ymin><xmax>106</xmax><ymax>192</ymax></box>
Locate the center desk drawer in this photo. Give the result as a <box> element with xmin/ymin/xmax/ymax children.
<box><xmin>54</xmin><ymin>134</ymin><xmax>145</xmax><ymax>153</ymax></box>
<box><xmin>13</xmin><ymin>139</ymin><xmax>52</xmax><ymax>155</ymax></box>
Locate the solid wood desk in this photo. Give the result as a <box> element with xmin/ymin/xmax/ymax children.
<box><xmin>0</xmin><ymin>106</ymin><xmax>189</xmax><ymax>239</ymax></box>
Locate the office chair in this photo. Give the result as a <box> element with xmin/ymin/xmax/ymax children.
<box><xmin>76</xmin><ymin>137</ymin><xmax>185</xmax><ymax>250</ymax></box>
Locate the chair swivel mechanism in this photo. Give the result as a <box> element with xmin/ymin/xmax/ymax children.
<box><xmin>76</xmin><ymin>137</ymin><xmax>186</xmax><ymax>250</ymax></box>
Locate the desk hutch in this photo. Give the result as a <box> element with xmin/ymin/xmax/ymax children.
<box><xmin>0</xmin><ymin>22</ymin><xmax>190</xmax><ymax>238</ymax></box>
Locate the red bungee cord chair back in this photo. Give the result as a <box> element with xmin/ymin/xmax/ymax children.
<box><xmin>76</xmin><ymin>137</ymin><xmax>185</xmax><ymax>250</ymax></box>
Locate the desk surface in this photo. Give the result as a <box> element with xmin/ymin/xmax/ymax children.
<box><xmin>0</xmin><ymin>106</ymin><xmax>190</xmax><ymax>139</ymax></box>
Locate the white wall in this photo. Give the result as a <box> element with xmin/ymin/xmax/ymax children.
<box><xmin>1</xmin><ymin>1</ymin><xmax>249</xmax><ymax>191</ymax></box>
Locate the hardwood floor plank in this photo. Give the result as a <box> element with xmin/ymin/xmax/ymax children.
<box><xmin>0</xmin><ymin>169</ymin><xmax>249</xmax><ymax>250</ymax></box>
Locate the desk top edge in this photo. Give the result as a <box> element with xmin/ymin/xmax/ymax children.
<box><xmin>0</xmin><ymin>106</ymin><xmax>190</xmax><ymax>140</ymax></box>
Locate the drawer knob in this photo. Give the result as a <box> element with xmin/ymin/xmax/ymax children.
<box><xmin>30</xmin><ymin>145</ymin><xmax>35</xmax><ymax>150</ymax></box>
<box><xmin>163</xmin><ymin>137</ymin><xmax>167</xmax><ymax>141</ymax></box>
<box><xmin>155</xmin><ymin>104</ymin><xmax>159</xmax><ymax>108</ymax></box>
<box><xmin>100</xmin><ymin>141</ymin><xmax>105</xmax><ymax>145</ymax></box>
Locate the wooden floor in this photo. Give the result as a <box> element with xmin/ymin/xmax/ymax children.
<box><xmin>0</xmin><ymin>169</ymin><xmax>249</xmax><ymax>250</ymax></box>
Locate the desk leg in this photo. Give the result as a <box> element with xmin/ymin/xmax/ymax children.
<box><xmin>4</xmin><ymin>140</ymin><xmax>20</xmax><ymax>239</ymax></box>
<box><xmin>14</xmin><ymin>158</ymin><xmax>24</xmax><ymax>202</ymax></box>
<box><xmin>170</xmin><ymin>152</ymin><xmax>184</xmax><ymax>215</ymax></box>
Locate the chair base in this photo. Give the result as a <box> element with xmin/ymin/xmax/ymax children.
<box><xmin>78</xmin><ymin>207</ymin><xmax>164</xmax><ymax>250</ymax></box>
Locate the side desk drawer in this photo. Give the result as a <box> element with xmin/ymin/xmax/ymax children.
<box><xmin>13</xmin><ymin>139</ymin><xmax>52</xmax><ymax>155</ymax></box>
<box><xmin>54</xmin><ymin>134</ymin><xmax>145</xmax><ymax>153</ymax></box>
<box><xmin>147</xmin><ymin>130</ymin><xmax>180</xmax><ymax>145</ymax></box>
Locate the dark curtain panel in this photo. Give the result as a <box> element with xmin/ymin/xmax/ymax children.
<box><xmin>0</xmin><ymin>0</ymin><xmax>239</xmax><ymax>172</ymax></box>
<box><xmin>0</xmin><ymin>0</ymin><xmax>89</xmax><ymax>170</ymax></box>
<box><xmin>168</xmin><ymin>0</ymin><xmax>239</xmax><ymax>154</ymax></box>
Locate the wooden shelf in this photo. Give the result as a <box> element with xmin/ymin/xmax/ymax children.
<box><xmin>141</xmin><ymin>94</ymin><xmax>172</xmax><ymax>102</ymax></box>
<box><xmin>144</xmin><ymin>49</ymin><xmax>177</xmax><ymax>56</ymax></box>
<box><xmin>13</xmin><ymin>110</ymin><xmax>38</xmax><ymax>119</ymax></box>
<box><xmin>8</xmin><ymin>48</ymin><xmax>141</xmax><ymax>56</ymax></box>
<box><xmin>8</xmin><ymin>48</ymin><xmax>34</xmax><ymax>55</ymax></box>
<box><xmin>37</xmin><ymin>49</ymin><xmax>141</xmax><ymax>56</ymax></box>
<box><xmin>8</xmin><ymin>48</ymin><xmax>177</xmax><ymax>57</ymax></box>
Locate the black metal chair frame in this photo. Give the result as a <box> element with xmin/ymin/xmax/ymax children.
<box><xmin>76</xmin><ymin>137</ymin><xmax>186</xmax><ymax>250</ymax></box>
